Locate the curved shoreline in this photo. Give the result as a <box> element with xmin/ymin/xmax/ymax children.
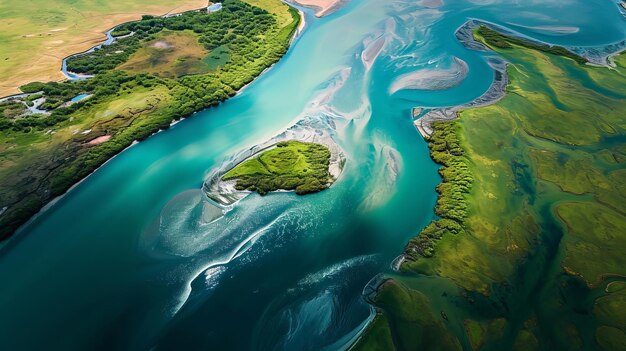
<box><xmin>0</xmin><ymin>1</ymin><xmax>210</xmax><ymax>98</ymax></box>
<box><xmin>203</xmin><ymin>115</ymin><xmax>346</xmax><ymax>207</ymax></box>
<box><xmin>1</xmin><ymin>5</ymin><xmax>306</xmax><ymax>240</ymax></box>
<box><xmin>58</xmin><ymin>7</ymin><xmax>208</xmax><ymax>83</ymax></box>
<box><xmin>1</xmin><ymin>7</ymin><xmax>208</xmax><ymax>98</ymax></box>
<box><xmin>285</xmin><ymin>0</ymin><xmax>349</xmax><ymax>17</ymax></box>
<box><xmin>413</xmin><ymin>19</ymin><xmax>626</xmax><ymax>139</ymax></box>
<box><xmin>350</xmin><ymin>18</ymin><xmax>626</xmax><ymax>350</ymax></box>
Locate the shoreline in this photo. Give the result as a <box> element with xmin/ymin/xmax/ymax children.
<box><xmin>413</xmin><ymin>19</ymin><xmax>626</xmax><ymax>139</ymax></box>
<box><xmin>58</xmin><ymin>6</ymin><xmax>211</xmax><ymax>84</ymax></box>
<box><xmin>203</xmin><ymin>115</ymin><xmax>346</xmax><ymax>207</ymax></box>
<box><xmin>352</xmin><ymin>20</ymin><xmax>626</xmax><ymax>350</ymax></box>
<box><xmin>1</xmin><ymin>6</ymin><xmax>209</xmax><ymax>99</ymax></box>
<box><xmin>1</xmin><ymin>3</ymin><xmax>305</xmax><ymax>240</ymax></box>
<box><xmin>286</xmin><ymin>0</ymin><xmax>348</xmax><ymax>17</ymax></box>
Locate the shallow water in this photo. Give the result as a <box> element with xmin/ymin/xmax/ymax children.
<box><xmin>0</xmin><ymin>0</ymin><xmax>624</xmax><ymax>349</ymax></box>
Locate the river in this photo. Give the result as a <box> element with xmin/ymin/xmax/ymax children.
<box><xmin>0</xmin><ymin>0</ymin><xmax>624</xmax><ymax>349</ymax></box>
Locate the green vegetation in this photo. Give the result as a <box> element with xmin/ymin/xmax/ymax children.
<box><xmin>404</xmin><ymin>121</ymin><xmax>472</xmax><ymax>259</ymax></box>
<box><xmin>355</xmin><ymin>25</ymin><xmax>626</xmax><ymax>350</ymax></box>
<box><xmin>595</xmin><ymin>282</ymin><xmax>626</xmax><ymax>350</ymax></box>
<box><xmin>111</xmin><ymin>28</ymin><xmax>132</xmax><ymax>37</ymax></box>
<box><xmin>222</xmin><ymin>140</ymin><xmax>332</xmax><ymax>195</ymax></box>
<box><xmin>476</xmin><ymin>26</ymin><xmax>588</xmax><ymax>65</ymax></box>
<box><xmin>0</xmin><ymin>0</ymin><xmax>300</xmax><ymax>239</ymax></box>
<box><xmin>0</xmin><ymin>101</ymin><xmax>27</xmax><ymax>120</ymax></box>
<box><xmin>0</xmin><ymin>0</ymin><xmax>207</xmax><ymax>97</ymax></box>
<box><xmin>354</xmin><ymin>280</ymin><xmax>461</xmax><ymax>350</ymax></box>
<box><xmin>350</xmin><ymin>313</ymin><xmax>395</xmax><ymax>351</ymax></box>
<box><xmin>205</xmin><ymin>46</ymin><xmax>231</xmax><ymax>70</ymax></box>
<box><xmin>66</xmin><ymin>5</ymin><xmax>279</xmax><ymax>75</ymax></box>
<box><xmin>118</xmin><ymin>30</ymin><xmax>212</xmax><ymax>78</ymax></box>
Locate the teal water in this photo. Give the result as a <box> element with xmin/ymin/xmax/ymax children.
<box><xmin>71</xmin><ymin>94</ymin><xmax>91</xmax><ymax>102</ymax></box>
<box><xmin>1</xmin><ymin>0</ymin><xmax>624</xmax><ymax>350</ymax></box>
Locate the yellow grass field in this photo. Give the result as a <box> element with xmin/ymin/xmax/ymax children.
<box><xmin>243</xmin><ymin>0</ymin><xmax>294</xmax><ymax>27</ymax></box>
<box><xmin>0</xmin><ymin>0</ymin><xmax>207</xmax><ymax>98</ymax></box>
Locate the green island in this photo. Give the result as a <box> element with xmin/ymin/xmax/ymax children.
<box><xmin>0</xmin><ymin>0</ymin><xmax>300</xmax><ymax>239</ymax></box>
<box><xmin>353</xmin><ymin>26</ymin><xmax>626</xmax><ymax>350</ymax></box>
<box><xmin>222</xmin><ymin>140</ymin><xmax>332</xmax><ymax>195</ymax></box>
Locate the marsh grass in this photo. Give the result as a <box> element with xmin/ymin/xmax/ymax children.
<box><xmin>356</xmin><ymin>25</ymin><xmax>626</xmax><ymax>351</ymax></box>
<box><xmin>222</xmin><ymin>140</ymin><xmax>331</xmax><ymax>195</ymax></box>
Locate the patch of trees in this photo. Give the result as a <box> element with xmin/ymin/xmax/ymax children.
<box><xmin>7</xmin><ymin>72</ymin><xmax>141</xmax><ymax>132</ymax></box>
<box><xmin>0</xmin><ymin>101</ymin><xmax>26</xmax><ymax>118</ymax></box>
<box><xmin>224</xmin><ymin>141</ymin><xmax>331</xmax><ymax>195</ymax></box>
<box><xmin>0</xmin><ymin>0</ymin><xmax>301</xmax><ymax>238</ymax></box>
<box><xmin>67</xmin><ymin>0</ymin><xmax>277</xmax><ymax>74</ymax></box>
<box><xmin>404</xmin><ymin>121</ymin><xmax>473</xmax><ymax>259</ymax></box>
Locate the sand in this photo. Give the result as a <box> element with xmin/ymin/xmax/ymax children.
<box><xmin>87</xmin><ymin>135</ymin><xmax>112</xmax><ymax>145</ymax></box>
<box><xmin>289</xmin><ymin>0</ymin><xmax>347</xmax><ymax>17</ymax></box>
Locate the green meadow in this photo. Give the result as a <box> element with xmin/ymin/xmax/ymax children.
<box><xmin>223</xmin><ymin>140</ymin><xmax>332</xmax><ymax>195</ymax></box>
<box><xmin>355</xmin><ymin>27</ymin><xmax>626</xmax><ymax>350</ymax></box>
<box><xmin>118</xmin><ymin>30</ymin><xmax>212</xmax><ymax>78</ymax></box>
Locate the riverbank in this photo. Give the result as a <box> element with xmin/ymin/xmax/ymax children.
<box><xmin>413</xmin><ymin>20</ymin><xmax>613</xmax><ymax>139</ymax></box>
<box><xmin>0</xmin><ymin>0</ymin><xmax>302</xmax><ymax>239</ymax></box>
<box><xmin>354</xmin><ymin>24</ymin><xmax>626</xmax><ymax>350</ymax></box>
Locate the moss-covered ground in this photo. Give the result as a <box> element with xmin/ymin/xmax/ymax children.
<box><xmin>354</xmin><ymin>27</ymin><xmax>626</xmax><ymax>351</ymax></box>
<box><xmin>222</xmin><ymin>140</ymin><xmax>332</xmax><ymax>195</ymax></box>
<box><xmin>118</xmin><ymin>30</ymin><xmax>211</xmax><ymax>78</ymax></box>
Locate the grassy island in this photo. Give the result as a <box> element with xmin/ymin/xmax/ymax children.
<box><xmin>0</xmin><ymin>0</ymin><xmax>300</xmax><ymax>239</ymax></box>
<box><xmin>222</xmin><ymin>140</ymin><xmax>332</xmax><ymax>195</ymax></box>
<box><xmin>354</xmin><ymin>25</ymin><xmax>626</xmax><ymax>351</ymax></box>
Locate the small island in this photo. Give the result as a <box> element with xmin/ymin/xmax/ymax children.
<box><xmin>222</xmin><ymin>140</ymin><xmax>332</xmax><ymax>195</ymax></box>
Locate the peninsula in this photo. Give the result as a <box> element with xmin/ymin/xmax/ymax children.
<box><xmin>353</xmin><ymin>25</ymin><xmax>626</xmax><ymax>351</ymax></box>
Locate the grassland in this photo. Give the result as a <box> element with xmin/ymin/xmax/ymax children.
<box><xmin>222</xmin><ymin>140</ymin><xmax>332</xmax><ymax>195</ymax></box>
<box><xmin>0</xmin><ymin>0</ymin><xmax>208</xmax><ymax>97</ymax></box>
<box><xmin>119</xmin><ymin>30</ymin><xmax>211</xmax><ymax>78</ymax></box>
<box><xmin>241</xmin><ymin>0</ymin><xmax>295</xmax><ymax>27</ymax></box>
<box><xmin>354</xmin><ymin>27</ymin><xmax>626</xmax><ymax>350</ymax></box>
<box><xmin>0</xmin><ymin>0</ymin><xmax>300</xmax><ymax>239</ymax></box>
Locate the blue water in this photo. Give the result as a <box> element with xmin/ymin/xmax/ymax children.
<box><xmin>0</xmin><ymin>0</ymin><xmax>624</xmax><ymax>349</ymax></box>
<box><xmin>71</xmin><ymin>94</ymin><xmax>91</xmax><ymax>102</ymax></box>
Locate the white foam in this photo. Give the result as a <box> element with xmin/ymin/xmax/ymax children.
<box><xmin>298</xmin><ymin>254</ymin><xmax>378</xmax><ymax>286</ymax></box>
<box><xmin>388</xmin><ymin>57</ymin><xmax>468</xmax><ymax>93</ymax></box>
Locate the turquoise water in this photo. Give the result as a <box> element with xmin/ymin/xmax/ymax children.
<box><xmin>71</xmin><ymin>94</ymin><xmax>91</xmax><ymax>102</ymax></box>
<box><xmin>1</xmin><ymin>0</ymin><xmax>625</xmax><ymax>349</ymax></box>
